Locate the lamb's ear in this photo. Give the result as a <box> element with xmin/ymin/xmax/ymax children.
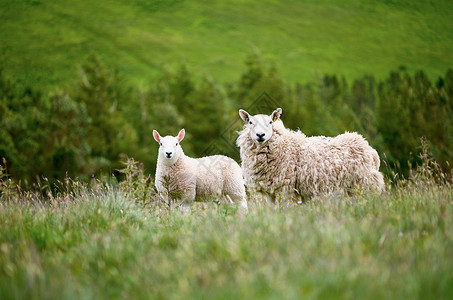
<box><xmin>239</xmin><ymin>109</ymin><xmax>251</xmax><ymax>122</ymax></box>
<box><xmin>153</xmin><ymin>130</ymin><xmax>161</xmax><ymax>143</ymax></box>
<box><xmin>271</xmin><ymin>108</ymin><xmax>282</xmax><ymax>122</ymax></box>
<box><xmin>176</xmin><ymin>129</ymin><xmax>185</xmax><ymax>142</ymax></box>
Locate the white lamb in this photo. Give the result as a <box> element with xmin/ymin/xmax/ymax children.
<box><xmin>153</xmin><ymin>129</ymin><xmax>248</xmax><ymax>213</ymax></box>
<box><xmin>236</xmin><ymin>108</ymin><xmax>384</xmax><ymax>202</ymax></box>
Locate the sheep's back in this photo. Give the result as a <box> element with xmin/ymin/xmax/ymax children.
<box><xmin>296</xmin><ymin>132</ymin><xmax>380</xmax><ymax>193</ymax></box>
<box><xmin>305</xmin><ymin>132</ymin><xmax>377</xmax><ymax>168</ymax></box>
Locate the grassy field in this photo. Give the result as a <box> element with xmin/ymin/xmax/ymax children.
<box><xmin>1</xmin><ymin>0</ymin><xmax>453</xmax><ymax>90</ymax></box>
<box><xmin>1</xmin><ymin>162</ymin><xmax>452</xmax><ymax>299</ymax></box>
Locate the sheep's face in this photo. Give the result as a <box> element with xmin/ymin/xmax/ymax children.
<box><xmin>153</xmin><ymin>129</ymin><xmax>185</xmax><ymax>165</ymax></box>
<box><xmin>239</xmin><ymin>108</ymin><xmax>282</xmax><ymax>145</ymax></box>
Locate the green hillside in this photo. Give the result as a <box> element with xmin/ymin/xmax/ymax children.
<box><xmin>1</xmin><ymin>0</ymin><xmax>453</xmax><ymax>90</ymax></box>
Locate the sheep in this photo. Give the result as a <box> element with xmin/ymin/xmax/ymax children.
<box><xmin>236</xmin><ymin>107</ymin><xmax>384</xmax><ymax>203</ymax></box>
<box><xmin>153</xmin><ymin>128</ymin><xmax>248</xmax><ymax>213</ymax></box>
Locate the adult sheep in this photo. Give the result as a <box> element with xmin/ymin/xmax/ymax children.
<box><xmin>236</xmin><ymin>108</ymin><xmax>384</xmax><ymax>203</ymax></box>
<box><xmin>153</xmin><ymin>129</ymin><xmax>248</xmax><ymax>213</ymax></box>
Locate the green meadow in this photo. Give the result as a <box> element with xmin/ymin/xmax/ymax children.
<box><xmin>1</xmin><ymin>0</ymin><xmax>453</xmax><ymax>90</ymax></box>
<box><xmin>1</xmin><ymin>159</ymin><xmax>452</xmax><ymax>299</ymax></box>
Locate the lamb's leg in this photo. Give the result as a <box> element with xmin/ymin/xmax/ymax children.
<box><xmin>227</xmin><ymin>194</ymin><xmax>248</xmax><ymax>214</ymax></box>
<box><xmin>157</xmin><ymin>192</ymin><xmax>170</xmax><ymax>207</ymax></box>
<box><xmin>180</xmin><ymin>201</ymin><xmax>191</xmax><ymax>214</ymax></box>
<box><xmin>179</xmin><ymin>189</ymin><xmax>196</xmax><ymax>214</ymax></box>
<box><xmin>224</xmin><ymin>194</ymin><xmax>234</xmax><ymax>204</ymax></box>
<box><xmin>239</xmin><ymin>197</ymin><xmax>248</xmax><ymax>214</ymax></box>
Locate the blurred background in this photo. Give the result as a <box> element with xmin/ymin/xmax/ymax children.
<box><xmin>1</xmin><ymin>0</ymin><xmax>452</xmax><ymax>184</ymax></box>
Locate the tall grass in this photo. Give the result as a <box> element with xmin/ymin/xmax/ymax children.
<box><xmin>0</xmin><ymin>154</ymin><xmax>452</xmax><ymax>299</ymax></box>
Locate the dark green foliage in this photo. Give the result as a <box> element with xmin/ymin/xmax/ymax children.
<box><xmin>72</xmin><ymin>54</ymin><xmax>139</xmax><ymax>175</ymax></box>
<box><xmin>350</xmin><ymin>75</ymin><xmax>378</xmax><ymax>139</ymax></box>
<box><xmin>184</xmin><ymin>77</ymin><xmax>227</xmax><ymax>155</ymax></box>
<box><xmin>46</xmin><ymin>91</ymin><xmax>90</xmax><ymax>179</ymax></box>
<box><xmin>0</xmin><ymin>69</ymin><xmax>89</xmax><ymax>182</ymax></box>
<box><xmin>376</xmin><ymin>68</ymin><xmax>453</xmax><ymax>175</ymax></box>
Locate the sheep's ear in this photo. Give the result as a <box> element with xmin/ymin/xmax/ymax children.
<box><xmin>239</xmin><ymin>109</ymin><xmax>251</xmax><ymax>122</ymax></box>
<box><xmin>153</xmin><ymin>130</ymin><xmax>161</xmax><ymax>143</ymax></box>
<box><xmin>271</xmin><ymin>108</ymin><xmax>282</xmax><ymax>122</ymax></box>
<box><xmin>176</xmin><ymin>129</ymin><xmax>185</xmax><ymax>142</ymax></box>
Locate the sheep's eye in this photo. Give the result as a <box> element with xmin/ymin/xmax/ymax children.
<box><xmin>269</xmin><ymin>121</ymin><xmax>273</xmax><ymax>124</ymax></box>
<box><xmin>176</xmin><ymin>143</ymin><xmax>178</xmax><ymax>146</ymax></box>
<box><xmin>249</xmin><ymin>121</ymin><xmax>252</xmax><ymax>125</ymax></box>
<box><xmin>160</xmin><ymin>143</ymin><xmax>162</xmax><ymax>146</ymax></box>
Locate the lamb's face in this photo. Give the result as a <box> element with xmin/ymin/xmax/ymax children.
<box><xmin>159</xmin><ymin>136</ymin><xmax>182</xmax><ymax>163</ymax></box>
<box><xmin>239</xmin><ymin>108</ymin><xmax>282</xmax><ymax>145</ymax></box>
<box><xmin>153</xmin><ymin>129</ymin><xmax>185</xmax><ymax>165</ymax></box>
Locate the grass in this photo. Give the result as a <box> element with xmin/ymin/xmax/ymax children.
<box><xmin>1</xmin><ymin>0</ymin><xmax>453</xmax><ymax>90</ymax></box>
<box><xmin>1</xmin><ymin>159</ymin><xmax>452</xmax><ymax>299</ymax></box>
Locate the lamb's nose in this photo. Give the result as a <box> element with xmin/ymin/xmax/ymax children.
<box><xmin>165</xmin><ymin>152</ymin><xmax>172</xmax><ymax>158</ymax></box>
<box><xmin>256</xmin><ymin>133</ymin><xmax>265</xmax><ymax>139</ymax></box>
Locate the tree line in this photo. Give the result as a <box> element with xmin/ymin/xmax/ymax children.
<box><xmin>1</xmin><ymin>53</ymin><xmax>452</xmax><ymax>184</ymax></box>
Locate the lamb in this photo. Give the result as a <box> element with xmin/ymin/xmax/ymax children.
<box><xmin>153</xmin><ymin>128</ymin><xmax>248</xmax><ymax>213</ymax></box>
<box><xmin>236</xmin><ymin>107</ymin><xmax>384</xmax><ymax>202</ymax></box>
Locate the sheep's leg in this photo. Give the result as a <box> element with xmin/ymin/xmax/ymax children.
<box><xmin>355</xmin><ymin>170</ymin><xmax>384</xmax><ymax>194</ymax></box>
<box><xmin>262</xmin><ymin>193</ymin><xmax>275</xmax><ymax>205</ymax></box>
<box><xmin>370</xmin><ymin>170</ymin><xmax>385</xmax><ymax>193</ymax></box>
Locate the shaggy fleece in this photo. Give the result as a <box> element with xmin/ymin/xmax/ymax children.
<box><xmin>237</xmin><ymin>120</ymin><xmax>384</xmax><ymax>201</ymax></box>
